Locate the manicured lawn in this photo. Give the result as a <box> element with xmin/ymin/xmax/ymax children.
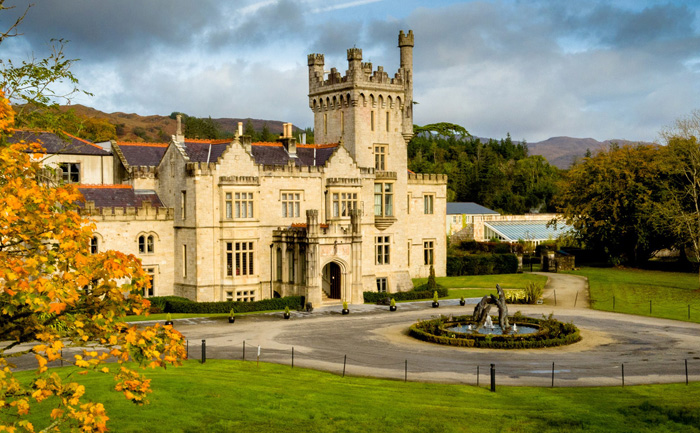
<box><xmin>9</xmin><ymin>360</ymin><xmax>700</xmax><ymax>433</ymax></box>
<box><xmin>565</xmin><ymin>267</ymin><xmax>700</xmax><ymax>323</ymax></box>
<box><xmin>446</xmin><ymin>288</ymin><xmax>497</xmax><ymax>299</ymax></box>
<box><xmin>413</xmin><ymin>273</ymin><xmax>547</xmax><ymax>289</ymax></box>
<box><xmin>123</xmin><ymin>310</ymin><xmax>282</xmax><ymax>323</ymax></box>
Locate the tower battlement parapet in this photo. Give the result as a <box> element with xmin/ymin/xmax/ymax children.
<box><xmin>398</xmin><ymin>30</ymin><xmax>414</xmax><ymax>47</ymax></box>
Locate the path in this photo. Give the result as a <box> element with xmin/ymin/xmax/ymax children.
<box><xmin>532</xmin><ymin>272</ymin><xmax>590</xmax><ymax>308</ymax></box>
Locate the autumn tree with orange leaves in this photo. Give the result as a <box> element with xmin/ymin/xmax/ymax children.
<box><xmin>0</xmin><ymin>89</ymin><xmax>186</xmax><ymax>432</ymax></box>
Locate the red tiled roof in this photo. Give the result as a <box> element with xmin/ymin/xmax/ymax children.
<box><xmin>117</xmin><ymin>142</ymin><xmax>169</xmax><ymax>148</ymax></box>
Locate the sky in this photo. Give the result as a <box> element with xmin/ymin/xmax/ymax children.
<box><xmin>2</xmin><ymin>0</ymin><xmax>700</xmax><ymax>143</ymax></box>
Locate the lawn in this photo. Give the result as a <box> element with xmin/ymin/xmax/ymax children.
<box><xmin>413</xmin><ymin>273</ymin><xmax>547</xmax><ymax>289</ymax></box>
<box><xmin>564</xmin><ymin>267</ymin><xmax>700</xmax><ymax>323</ymax></box>
<box><xmin>7</xmin><ymin>360</ymin><xmax>700</xmax><ymax>433</ymax></box>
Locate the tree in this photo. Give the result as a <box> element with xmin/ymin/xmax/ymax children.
<box><xmin>556</xmin><ymin>143</ymin><xmax>671</xmax><ymax>265</ymax></box>
<box><xmin>660</xmin><ymin>111</ymin><xmax>700</xmax><ymax>287</ymax></box>
<box><xmin>260</xmin><ymin>122</ymin><xmax>276</xmax><ymax>142</ymax></box>
<box><xmin>243</xmin><ymin>119</ymin><xmax>257</xmax><ymax>140</ymax></box>
<box><xmin>0</xmin><ymin>5</ymin><xmax>185</xmax><ymax>430</ymax></box>
<box><xmin>0</xmin><ymin>91</ymin><xmax>186</xmax><ymax>433</ymax></box>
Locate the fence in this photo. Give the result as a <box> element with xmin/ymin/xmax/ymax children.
<box><xmin>183</xmin><ymin>338</ymin><xmax>698</xmax><ymax>389</ymax></box>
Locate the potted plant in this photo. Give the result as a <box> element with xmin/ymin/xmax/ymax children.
<box><xmin>228</xmin><ymin>308</ymin><xmax>235</xmax><ymax>324</ymax></box>
<box><xmin>342</xmin><ymin>300</ymin><xmax>350</xmax><ymax>315</ymax></box>
<box><xmin>389</xmin><ymin>298</ymin><xmax>397</xmax><ymax>312</ymax></box>
<box><xmin>283</xmin><ymin>306</ymin><xmax>291</xmax><ymax>320</ymax></box>
<box><xmin>432</xmin><ymin>291</ymin><xmax>439</xmax><ymax>308</ymax></box>
<box><xmin>164</xmin><ymin>313</ymin><xmax>173</xmax><ymax>326</ymax></box>
<box><xmin>459</xmin><ymin>296</ymin><xmax>466</xmax><ymax>306</ymax></box>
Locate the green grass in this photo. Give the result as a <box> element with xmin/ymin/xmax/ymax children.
<box><xmin>8</xmin><ymin>360</ymin><xmax>700</xmax><ymax>433</ymax></box>
<box><xmin>413</xmin><ymin>273</ymin><xmax>547</xmax><ymax>289</ymax></box>
<box><xmin>445</xmin><ymin>288</ymin><xmax>497</xmax><ymax>299</ymax></box>
<box><xmin>564</xmin><ymin>267</ymin><xmax>700</xmax><ymax>323</ymax></box>
<box><xmin>123</xmin><ymin>309</ymin><xmax>283</xmax><ymax>323</ymax></box>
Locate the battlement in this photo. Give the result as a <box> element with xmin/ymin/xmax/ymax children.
<box><xmin>81</xmin><ymin>200</ymin><xmax>174</xmax><ymax>221</ymax></box>
<box><xmin>398</xmin><ymin>30</ymin><xmax>414</xmax><ymax>47</ymax></box>
<box><xmin>185</xmin><ymin>161</ymin><xmax>217</xmax><ymax>176</ymax></box>
<box><xmin>131</xmin><ymin>166</ymin><xmax>157</xmax><ymax>179</ymax></box>
<box><xmin>218</xmin><ymin>175</ymin><xmax>260</xmax><ymax>186</ymax></box>
<box><xmin>308</xmin><ymin>53</ymin><xmax>324</xmax><ymax>66</ymax></box>
<box><xmin>408</xmin><ymin>173</ymin><xmax>448</xmax><ymax>184</ymax></box>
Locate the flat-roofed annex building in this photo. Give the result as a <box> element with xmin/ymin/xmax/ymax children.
<box><xmin>12</xmin><ymin>30</ymin><xmax>447</xmax><ymax>306</ymax></box>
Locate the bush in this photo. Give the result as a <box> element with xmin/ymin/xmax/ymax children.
<box><xmin>363</xmin><ymin>286</ymin><xmax>448</xmax><ymax>303</ymax></box>
<box><xmin>408</xmin><ymin>314</ymin><xmax>580</xmax><ymax>349</ymax></box>
<box><xmin>454</xmin><ymin>240</ymin><xmax>523</xmax><ymax>254</ymax></box>
<box><xmin>446</xmin><ymin>253</ymin><xmax>518</xmax><ymax>276</ymax></box>
<box><xmin>157</xmin><ymin>296</ymin><xmax>303</xmax><ymax>314</ymax></box>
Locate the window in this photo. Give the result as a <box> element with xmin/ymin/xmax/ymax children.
<box><xmin>59</xmin><ymin>163</ymin><xmax>80</xmax><ymax>183</ymax></box>
<box><xmin>386</xmin><ymin>111</ymin><xmax>390</xmax><ymax>132</ymax></box>
<box><xmin>374</xmin><ymin>145</ymin><xmax>387</xmax><ymax>170</ymax></box>
<box><xmin>227</xmin><ymin>241</ymin><xmax>253</xmax><ymax>276</ymax></box>
<box><xmin>332</xmin><ymin>192</ymin><xmax>357</xmax><ymax>218</ymax></box>
<box><xmin>225</xmin><ymin>192</ymin><xmax>233</xmax><ymax>219</ymax></box>
<box><xmin>424</xmin><ymin>195</ymin><xmax>434</xmax><ymax>214</ymax></box>
<box><xmin>407</xmin><ymin>194</ymin><xmax>410</xmax><ymax>214</ymax></box>
<box><xmin>182</xmin><ymin>245</ymin><xmax>187</xmax><ymax>278</ymax></box>
<box><xmin>282</xmin><ymin>192</ymin><xmax>301</xmax><ymax>218</ymax></box>
<box><xmin>376</xmin><ymin>277</ymin><xmax>387</xmax><ymax>293</ymax></box>
<box><xmin>324</xmin><ymin>113</ymin><xmax>328</xmax><ymax>135</ymax></box>
<box><xmin>288</xmin><ymin>247</ymin><xmax>295</xmax><ymax>283</ymax></box>
<box><xmin>226</xmin><ymin>291</ymin><xmax>234</xmax><ymax>301</ymax></box>
<box><xmin>138</xmin><ymin>235</ymin><xmax>155</xmax><ymax>254</ymax></box>
<box><xmin>236</xmin><ymin>290</ymin><xmax>256</xmax><ymax>302</ymax></box>
<box><xmin>374</xmin><ymin>182</ymin><xmax>393</xmax><ymax>216</ymax></box>
<box><xmin>375</xmin><ymin>236</ymin><xmax>390</xmax><ymax>265</ymax></box>
<box><xmin>424</xmin><ymin>240</ymin><xmax>434</xmax><ymax>265</ymax></box>
<box><xmin>299</xmin><ymin>246</ymin><xmax>306</xmax><ymax>285</ymax></box>
<box><xmin>181</xmin><ymin>191</ymin><xmax>186</xmax><ymax>219</ymax></box>
<box><xmin>407</xmin><ymin>241</ymin><xmax>411</xmax><ymax>266</ymax></box>
<box><xmin>144</xmin><ymin>267</ymin><xmax>155</xmax><ymax>297</ymax></box>
<box><xmin>276</xmin><ymin>247</ymin><xmax>282</xmax><ymax>282</ymax></box>
<box><xmin>371</xmin><ymin>111</ymin><xmax>375</xmax><ymax>131</ymax></box>
<box><xmin>340</xmin><ymin>111</ymin><xmax>344</xmax><ymax>135</ymax></box>
<box><xmin>90</xmin><ymin>236</ymin><xmax>99</xmax><ymax>254</ymax></box>
<box><xmin>235</xmin><ymin>192</ymin><xmax>254</xmax><ymax>218</ymax></box>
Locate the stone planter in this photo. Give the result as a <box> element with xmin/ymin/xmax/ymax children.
<box><xmin>283</xmin><ymin>312</ymin><xmax>291</xmax><ymax>320</ymax></box>
<box><xmin>342</xmin><ymin>309</ymin><xmax>350</xmax><ymax>315</ymax></box>
<box><xmin>432</xmin><ymin>301</ymin><xmax>439</xmax><ymax>308</ymax></box>
<box><xmin>459</xmin><ymin>299</ymin><xmax>466</xmax><ymax>306</ymax></box>
<box><xmin>228</xmin><ymin>317</ymin><xmax>235</xmax><ymax>324</ymax></box>
<box><xmin>390</xmin><ymin>305</ymin><xmax>397</xmax><ymax>312</ymax></box>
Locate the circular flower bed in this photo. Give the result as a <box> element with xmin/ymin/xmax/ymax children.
<box><xmin>409</xmin><ymin>313</ymin><xmax>581</xmax><ymax>349</ymax></box>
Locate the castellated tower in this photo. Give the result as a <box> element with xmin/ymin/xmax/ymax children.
<box><xmin>308</xmin><ymin>30</ymin><xmax>414</xmax><ymax>169</ymax></box>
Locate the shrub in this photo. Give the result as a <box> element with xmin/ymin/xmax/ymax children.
<box><xmin>427</xmin><ymin>265</ymin><xmax>437</xmax><ymax>290</ymax></box>
<box><xmin>162</xmin><ymin>296</ymin><xmax>303</xmax><ymax>314</ymax></box>
<box><xmin>408</xmin><ymin>314</ymin><xmax>580</xmax><ymax>349</ymax></box>
<box><xmin>446</xmin><ymin>253</ymin><xmax>518</xmax><ymax>276</ymax></box>
<box><xmin>523</xmin><ymin>282</ymin><xmax>544</xmax><ymax>304</ymax></box>
<box><xmin>363</xmin><ymin>286</ymin><xmax>448</xmax><ymax>303</ymax></box>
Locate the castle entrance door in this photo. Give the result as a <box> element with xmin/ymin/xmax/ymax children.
<box><xmin>328</xmin><ymin>262</ymin><xmax>341</xmax><ymax>299</ymax></box>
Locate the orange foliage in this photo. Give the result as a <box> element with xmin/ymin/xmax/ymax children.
<box><xmin>0</xmin><ymin>90</ymin><xmax>186</xmax><ymax>432</ymax></box>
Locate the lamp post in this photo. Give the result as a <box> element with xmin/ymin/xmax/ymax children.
<box><xmin>270</xmin><ymin>243</ymin><xmax>274</xmax><ymax>299</ymax></box>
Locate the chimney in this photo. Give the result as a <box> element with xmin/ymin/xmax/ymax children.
<box><xmin>279</xmin><ymin>122</ymin><xmax>296</xmax><ymax>157</ymax></box>
<box><xmin>236</xmin><ymin>122</ymin><xmax>243</xmax><ymax>137</ymax></box>
<box><xmin>174</xmin><ymin>114</ymin><xmax>185</xmax><ymax>143</ymax></box>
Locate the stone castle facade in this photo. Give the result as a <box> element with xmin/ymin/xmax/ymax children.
<box><xmin>16</xmin><ymin>30</ymin><xmax>447</xmax><ymax>306</ymax></box>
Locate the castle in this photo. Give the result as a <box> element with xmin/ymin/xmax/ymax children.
<box><xmin>14</xmin><ymin>30</ymin><xmax>447</xmax><ymax>306</ymax></box>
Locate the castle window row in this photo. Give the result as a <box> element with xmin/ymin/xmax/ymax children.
<box><xmin>225</xmin><ymin>192</ymin><xmax>254</xmax><ymax>219</ymax></box>
<box><xmin>227</xmin><ymin>241</ymin><xmax>254</xmax><ymax>276</ymax></box>
<box><xmin>138</xmin><ymin>234</ymin><xmax>155</xmax><ymax>254</ymax></box>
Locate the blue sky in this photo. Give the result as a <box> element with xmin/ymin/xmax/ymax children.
<box><xmin>2</xmin><ymin>0</ymin><xmax>700</xmax><ymax>142</ymax></box>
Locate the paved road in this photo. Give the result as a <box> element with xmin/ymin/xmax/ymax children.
<box><xmin>11</xmin><ymin>274</ymin><xmax>700</xmax><ymax>387</ymax></box>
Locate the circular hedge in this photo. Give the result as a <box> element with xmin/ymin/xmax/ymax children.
<box><xmin>409</xmin><ymin>313</ymin><xmax>581</xmax><ymax>349</ymax></box>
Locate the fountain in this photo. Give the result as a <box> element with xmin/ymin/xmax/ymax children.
<box><xmin>473</xmin><ymin>284</ymin><xmax>511</xmax><ymax>333</ymax></box>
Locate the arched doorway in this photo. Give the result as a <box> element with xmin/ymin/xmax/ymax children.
<box><xmin>322</xmin><ymin>262</ymin><xmax>342</xmax><ymax>299</ymax></box>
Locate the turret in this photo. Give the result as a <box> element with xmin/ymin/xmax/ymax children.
<box><xmin>308</xmin><ymin>54</ymin><xmax>325</xmax><ymax>88</ymax></box>
<box><xmin>398</xmin><ymin>30</ymin><xmax>414</xmax><ymax>141</ymax></box>
<box><xmin>347</xmin><ymin>48</ymin><xmax>363</xmax><ymax>81</ymax></box>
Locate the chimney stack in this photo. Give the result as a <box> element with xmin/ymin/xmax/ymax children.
<box><xmin>279</xmin><ymin>122</ymin><xmax>296</xmax><ymax>157</ymax></box>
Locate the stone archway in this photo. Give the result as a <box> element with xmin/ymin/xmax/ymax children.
<box><xmin>322</xmin><ymin>261</ymin><xmax>342</xmax><ymax>299</ymax></box>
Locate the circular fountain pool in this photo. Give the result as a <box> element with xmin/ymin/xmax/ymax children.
<box><xmin>447</xmin><ymin>324</ymin><xmax>538</xmax><ymax>335</ymax></box>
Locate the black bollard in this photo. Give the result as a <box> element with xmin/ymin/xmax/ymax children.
<box><xmin>686</xmin><ymin>359</ymin><xmax>689</xmax><ymax>385</ymax></box>
<box><xmin>477</xmin><ymin>365</ymin><xmax>480</xmax><ymax>387</ymax></box>
<box><xmin>201</xmin><ymin>339</ymin><xmax>206</xmax><ymax>364</ymax></box>
<box><xmin>490</xmin><ymin>364</ymin><xmax>496</xmax><ymax>392</ymax></box>
<box><xmin>342</xmin><ymin>355</ymin><xmax>347</xmax><ymax>378</ymax></box>
<box><xmin>243</xmin><ymin>340</ymin><xmax>245</xmax><ymax>361</ymax></box>
<box><xmin>622</xmin><ymin>363</ymin><xmax>625</xmax><ymax>387</ymax></box>
<box><xmin>551</xmin><ymin>362</ymin><xmax>555</xmax><ymax>388</ymax></box>
<box><xmin>404</xmin><ymin>360</ymin><xmax>407</xmax><ymax>383</ymax></box>
<box><xmin>292</xmin><ymin>347</ymin><xmax>294</xmax><ymax>369</ymax></box>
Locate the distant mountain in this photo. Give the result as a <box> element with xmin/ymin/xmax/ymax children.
<box><xmin>59</xmin><ymin>105</ymin><xmax>299</xmax><ymax>142</ymax></box>
<box><xmin>527</xmin><ymin>136</ymin><xmax>656</xmax><ymax>169</ymax></box>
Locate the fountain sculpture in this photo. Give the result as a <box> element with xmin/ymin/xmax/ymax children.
<box><xmin>472</xmin><ymin>284</ymin><xmax>511</xmax><ymax>333</ymax></box>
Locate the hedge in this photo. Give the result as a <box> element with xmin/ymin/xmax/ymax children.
<box><xmin>408</xmin><ymin>314</ymin><xmax>581</xmax><ymax>349</ymax></box>
<box><xmin>363</xmin><ymin>286</ymin><xmax>448</xmax><ymax>304</ymax></box>
<box><xmin>148</xmin><ymin>295</ymin><xmax>304</xmax><ymax>314</ymax></box>
<box><xmin>446</xmin><ymin>253</ymin><xmax>518</xmax><ymax>276</ymax></box>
